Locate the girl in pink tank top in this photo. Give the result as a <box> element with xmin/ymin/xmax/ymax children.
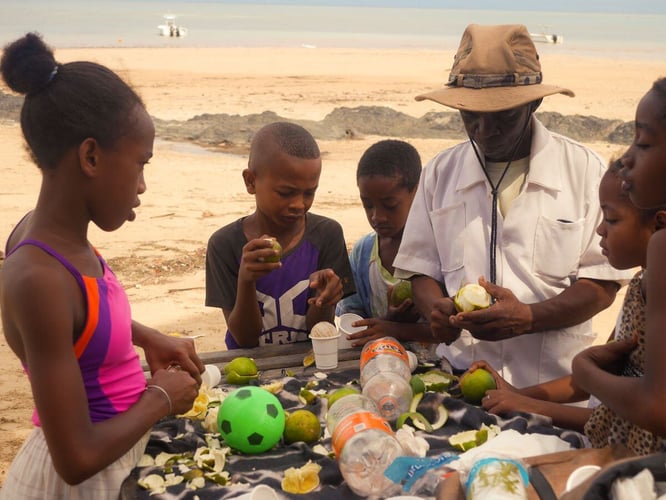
<box><xmin>0</xmin><ymin>34</ymin><xmax>203</xmax><ymax>499</ymax></box>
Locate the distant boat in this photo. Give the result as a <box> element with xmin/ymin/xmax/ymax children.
<box><xmin>157</xmin><ymin>15</ymin><xmax>187</xmax><ymax>38</ymax></box>
<box><xmin>530</xmin><ymin>32</ymin><xmax>563</xmax><ymax>44</ymax></box>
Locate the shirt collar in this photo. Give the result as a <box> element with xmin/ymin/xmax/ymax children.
<box><xmin>455</xmin><ymin>116</ymin><xmax>562</xmax><ymax>193</ymax></box>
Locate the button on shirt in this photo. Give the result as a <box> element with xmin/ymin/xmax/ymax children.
<box><xmin>394</xmin><ymin>117</ymin><xmax>632</xmax><ymax>388</ymax></box>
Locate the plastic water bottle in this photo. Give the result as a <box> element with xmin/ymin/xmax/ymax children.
<box><xmin>360</xmin><ymin>337</ymin><xmax>413</xmax><ymax>422</ymax></box>
<box><xmin>362</xmin><ymin>370</ymin><xmax>413</xmax><ymax>423</ymax></box>
<box><xmin>359</xmin><ymin>337</ymin><xmax>412</xmax><ymax>385</ymax></box>
<box><xmin>327</xmin><ymin>393</ymin><xmax>403</xmax><ymax>498</ymax></box>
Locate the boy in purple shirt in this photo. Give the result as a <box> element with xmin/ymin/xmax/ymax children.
<box><xmin>206</xmin><ymin>122</ymin><xmax>355</xmax><ymax>348</ymax></box>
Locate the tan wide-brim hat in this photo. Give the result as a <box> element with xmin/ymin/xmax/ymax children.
<box><xmin>416</xmin><ymin>24</ymin><xmax>574</xmax><ymax>113</ymax></box>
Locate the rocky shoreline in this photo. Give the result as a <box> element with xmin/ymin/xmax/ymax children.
<box><xmin>0</xmin><ymin>91</ymin><xmax>633</xmax><ymax>154</ymax></box>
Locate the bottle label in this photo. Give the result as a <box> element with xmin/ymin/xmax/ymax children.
<box><xmin>331</xmin><ymin>410</ymin><xmax>394</xmax><ymax>457</ymax></box>
<box><xmin>360</xmin><ymin>338</ymin><xmax>409</xmax><ymax>369</ymax></box>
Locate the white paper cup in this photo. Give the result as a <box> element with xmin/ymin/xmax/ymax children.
<box><xmin>337</xmin><ymin>313</ymin><xmax>366</xmax><ymax>349</ymax></box>
<box><xmin>201</xmin><ymin>364</ymin><xmax>221</xmax><ymax>388</ymax></box>
<box><xmin>565</xmin><ymin>465</ymin><xmax>601</xmax><ymax>492</ymax></box>
<box><xmin>309</xmin><ymin>332</ymin><xmax>341</xmax><ymax>369</ymax></box>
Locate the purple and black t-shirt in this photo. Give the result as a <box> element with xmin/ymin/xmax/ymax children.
<box><xmin>205</xmin><ymin>213</ymin><xmax>355</xmax><ymax>349</ymax></box>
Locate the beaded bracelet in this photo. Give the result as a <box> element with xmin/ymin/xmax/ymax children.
<box><xmin>146</xmin><ymin>384</ymin><xmax>173</xmax><ymax>415</ymax></box>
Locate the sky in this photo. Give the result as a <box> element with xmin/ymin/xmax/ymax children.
<box><xmin>186</xmin><ymin>0</ymin><xmax>665</xmax><ymax>14</ymax></box>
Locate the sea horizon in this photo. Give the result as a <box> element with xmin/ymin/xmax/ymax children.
<box><xmin>1</xmin><ymin>1</ymin><xmax>666</xmax><ymax>61</ymax></box>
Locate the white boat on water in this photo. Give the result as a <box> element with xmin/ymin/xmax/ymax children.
<box><xmin>530</xmin><ymin>32</ymin><xmax>563</xmax><ymax>44</ymax></box>
<box><xmin>157</xmin><ymin>15</ymin><xmax>187</xmax><ymax>38</ymax></box>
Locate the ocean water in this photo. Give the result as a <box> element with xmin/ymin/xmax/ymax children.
<box><xmin>1</xmin><ymin>1</ymin><xmax>666</xmax><ymax>60</ymax></box>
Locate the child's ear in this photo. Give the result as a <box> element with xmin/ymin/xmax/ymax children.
<box><xmin>655</xmin><ymin>211</ymin><xmax>666</xmax><ymax>231</ymax></box>
<box><xmin>242</xmin><ymin>168</ymin><xmax>256</xmax><ymax>194</ymax></box>
<box><xmin>78</xmin><ymin>138</ymin><xmax>100</xmax><ymax>177</ymax></box>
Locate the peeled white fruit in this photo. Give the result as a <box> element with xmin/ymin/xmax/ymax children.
<box><xmin>454</xmin><ymin>284</ymin><xmax>491</xmax><ymax>313</ymax></box>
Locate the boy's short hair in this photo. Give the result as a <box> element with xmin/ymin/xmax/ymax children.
<box><xmin>250</xmin><ymin>122</ymin><xmax>320</xmax><ymax>162</ymax></box>
<box><xmin>357</xmin><ymin>139</ymin><xmax>422</xmax><ymax>191</ymax></box>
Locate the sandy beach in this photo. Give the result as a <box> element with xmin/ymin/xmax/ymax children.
<box><xmin>0</xmin><ymin>45</ymin><xmax>659</xmax><ymax>484</ymax></box>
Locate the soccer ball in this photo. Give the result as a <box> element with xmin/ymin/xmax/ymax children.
<box><xmin>217</xmin><ymin>386</ymin><xmax>285</xmax><ymax>454</ymax></box>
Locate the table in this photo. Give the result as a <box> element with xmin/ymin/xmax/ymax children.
<box><xmin>123</xmin><ymin>344</ymin><xmax>588</xmax><ymax>499</ymax></box>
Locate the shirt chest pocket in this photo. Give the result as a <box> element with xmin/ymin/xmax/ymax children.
<box><xmin>430</xmin><ymin>202</ymin><xmax>465</xmax><ymax>273</ymax></box>
<box><xmin>533</xmin><ymin>216</ymin><xmax>584</xmax><ymax>281</ymax></box>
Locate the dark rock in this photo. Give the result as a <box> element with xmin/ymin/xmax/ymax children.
<box><xmin>0</xmin><ymin>91</ymin><xmax>634</xmax><ymax>150</ymax></box>
<box><xmin>151</xmin><ymin>107</ymin><xmax>635</xmax><ymax>151</ymax></box>
<box><xmin>0</xmin><ymin>91</ymin><xmax>22</xmax><ymax>121</ymax></box>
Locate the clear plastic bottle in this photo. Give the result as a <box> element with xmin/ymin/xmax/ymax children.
<box><xmin>362</xmin><ymin>370</ymin><xmax>412</xmax><ymax>422</ymax></box>
<box><xmin>359</xmin><ymin>337</ymin><xmax>412</xmax><ymax>385</ymax></box>
<box><xmin>359</xmin><ymin>337</ymin><xmax>413</xmax><ymax>422</ymax></box>
<box><xmin>327</xmin><ymin>394</ymin><xmax>403</xmax><ymax>498</ymax></box>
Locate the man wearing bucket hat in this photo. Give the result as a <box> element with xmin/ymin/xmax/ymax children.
<box><xmin>393</xmin><ymin>24</ymin><xmax>631</xmax><ymax>387</ymax></box>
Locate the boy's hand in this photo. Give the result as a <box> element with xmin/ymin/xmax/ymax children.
<box><xmin>385</xmin><ymin>285</ymin><xmax>420</xmax><ymax>322</ymax></box>
<box><xmin>238</xmin><ymin>236</ymin><xmax>282</xmax><ymax>283</ymax></box>
<box><xmin>308</xmin><ymin>268</ymin><xmax>343</xmax><ymax>308</ymax></box>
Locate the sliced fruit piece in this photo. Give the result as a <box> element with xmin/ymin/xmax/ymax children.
<box><xmin>418</xmin><ymin>369</ymin><xmax>457</xmax><ymax>392</ymax></box>
<box><xmin>224</xmin><ymin>369</ymin><xmax>259</xmax><ymax>385</ymax></box>
<box><xmin>303</xmin><ymin>350</ymin><xmax>316</xmax><ymax>368</ymax></box>
<box><xmin>409</xmin><ymin>375</ymin><xmax>426</xmax><ymax>395</ymax></box>
<box><xmin>298</xmin><ymin>388</ymin><xmax>318</xmax><ymax>405</ymax></box>
<box><xmin>409</xmin><ymin>392</ymin><xmax>424</xmax><ymax>413</ymax></box>
<box><xmin>281</xmin><ymin>461</ymin><xmax>322</xmax><ymax>494</ymax></box>
<box><xmin>223</xmin><ymin>356</ymin><xmax>259</xmax><ymax>385</ymax></box>
<box><xmin>179</xmin><ymin>391</ymin><xmax>210</xmax><ymax>419</ymax></box>
<box><xmin>395</xmin><ymin>412</ymin><xmax>433</xmax><ymax>432</ymax></box>
<box><xmin>448</xmin><ymin>430</ymin><xmax>481</xmax><ymax>451</ymax></box>
<box><xmin>260</xmin><ymin>381</ymin><xmax>284</xmax><ymax>394</ymax></box>
<box><xmin>223</xmin><ymin>356</ymin><xmax>258</xmax><ymax>376</ymax></box>
<box><xmin>429</xmin><ymin>404</ymin><xmax>449</xmax><ymax>430</ymax></box>
<box><xmin>448</xmin><ymin>424</ymin><xmax>501</xmax><ymax>451</ymax></box>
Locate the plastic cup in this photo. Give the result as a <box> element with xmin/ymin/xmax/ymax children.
<box><xmin>236</xmin><ymin>484</ymin><xmax>279</xmax><ymax>500</ymax></box>
<box><xmin>565</xmin><ymin>465</ymin><xmax>601</xmax><ymax>492</ymax></box>
<box><xmin>201</xmin><ymin>364</ymin><xmax>221</xmax><ymax>388</ymax></box>
<box><xmin>309</xmin><ymin>332</ymin><xmax>341</xmax><ymax>369</ymax></box>
<box><xmin>337</xmin><ymin>313</ymin><xmax>366</xmax><ymax>349</ymax></box>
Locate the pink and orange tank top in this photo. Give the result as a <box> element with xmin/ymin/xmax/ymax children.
<box><xmin>6</xmin><ymin>240</ymin><xmax>146</xmax><ymax>425</ymax></box>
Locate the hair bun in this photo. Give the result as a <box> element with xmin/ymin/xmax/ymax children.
<box><xmin>1</xmin><ymin>32</ymin><xmax>58</xmax><ymax>95</ymax></box>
